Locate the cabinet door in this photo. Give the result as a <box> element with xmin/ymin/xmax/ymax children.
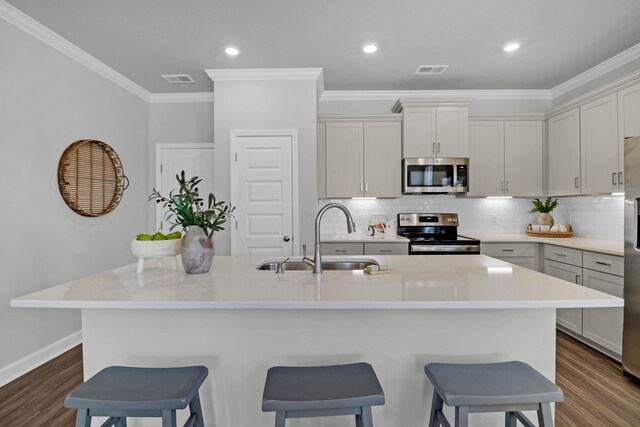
<box><xmin>504</xmin><ymin>121</ymin><xmax>543</xmax><ymax>196</ymax></box>
<box><xmin>468</xmin><ymin>121</ymin><xmax>504</xmax><ymax>197</ymax></box>
<box><xmin>544</xmin><ymin>259</ymin><xmax>583</xmax><ymax>334</ymax></box>
<box><xmin>618</xmin><ymin>82</ymin><xmax>640</xmax><ymax>192</ymax></box>
<box><xmin>582</xmin><ymin>269</ymin><xmax>623</xmax><ymax>355</ymax></box>
<box><xmin>320</xmin><ymin>243</ymin><xmax>364</xmax><ymax>256</ymax></box>
<box><xmin>364</xmin><ymin>122</ymin><xmax>401</xmax><ymax>198</ymax></box>
<box><xmin>403</xmin><ymin>107</ymin><xmax>436</xmax><ymax>158</ymax></box>
<box><xmin>326</xmin><ymin>122</ymin><xmax>364</xmax><ymax>198</ymax></box>
<box><xmin>317</xmin><ymin>122</ymin><xmax>327</xmax><ymax>198</ymax></box>
<box><xmin>364</xmin><ymin>243</ymin><xmax>408</xmax><ymax>255</ymax></box>
<box><xmin>580</xmin><ymin>94</ymin><xmax>619</xmax><ymax>194</ymax></box>
<box><xmin>436</xmin><ymin>107</ymin><xmax>469</xmax><ymax>157</ymax></box>
<box><xmin>548</xmin><ymin>108</ymin><xmax>581</xmax><ymax>196</ymax></box>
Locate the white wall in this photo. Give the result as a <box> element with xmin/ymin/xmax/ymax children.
<box><xmin>319</xmin><ymin>195</ymin><xmax>624</xmax><ymax>241</ymax></box>
<box><xmin>213</xmin><ymin>79</ymin><xmax>318</xmax><ymax>254</ymax></box>
<box><xmin>0</xmin><ymin>18</ymin><xmax>149</xmax><ymax>369</ymax></box>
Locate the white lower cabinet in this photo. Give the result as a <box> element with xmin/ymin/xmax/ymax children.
<box><xmin>320</xmin><ymin>243</ymin><xmax>363</xmax><ymax>256</ymax></box>
<box><xmin>321</xmin><ymin>242</ymin><xmax>409</xmax><ymax>256</ymax></box>
<box><xmin>582</xmin><ymin>269</ymin><xmax>624</xmax><ymax>354</ymax></box>
<box><xmin>544</xmin><ymin>259</ymin><xmax>584</xmax><ymax>334</ymax></box>
<box><xmin>480</xmin><ymin>242</ymin><xmax>538</xmax><ymax>271</ymax></box>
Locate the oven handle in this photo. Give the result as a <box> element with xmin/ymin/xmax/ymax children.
<box><xmin>411</xmin><ymin>244</ymin><xmax>481</xmax><ymax>253</ymax></box>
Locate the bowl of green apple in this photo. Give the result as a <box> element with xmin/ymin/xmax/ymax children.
<box><xmin>130</xmin><ymin>231</ymin><xmax>182</xmax><ymax>261</ymax></box>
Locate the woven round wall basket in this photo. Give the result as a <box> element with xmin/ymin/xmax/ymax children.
<box><xmin>57</xmin><ymin>139</ymin><xmax>129</xmax><ymax>217</ymax></box>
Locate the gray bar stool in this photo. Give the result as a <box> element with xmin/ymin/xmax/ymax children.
<box><xmin>65</xmin><ymin>365</ymin><xmax>208</xmax><ymax>427</ymax></box>
<box><xmin>262</xmin><ymin>362</ymin><xmax>385</xmax><ymax>427</ymax></box>
<box><xmin>424</xmin><ymin>361</ymin><xmax>563</xmax><ymax>427</ymax></box>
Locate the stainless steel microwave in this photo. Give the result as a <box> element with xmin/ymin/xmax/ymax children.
<box><xmin>402</xmin><ymin>158</ymin><xmax>469</xmax><ymax>194</ymax></box>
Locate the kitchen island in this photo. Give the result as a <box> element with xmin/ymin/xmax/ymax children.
<box><xmin>12</xmin><ymin>255</ymin><xmax>622</xmax><ymax>427</ymax></box>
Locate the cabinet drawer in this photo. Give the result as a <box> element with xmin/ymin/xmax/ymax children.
<box><xmin>544</xmin><ymin>244</ymin><xmax>582</xmax><ymax>266</ymax></box>
<box><xmin>583</xmin><ymin>251</ymin><xmax>623</xmax><ymax>276</ymax></box>
<box><xmin>320</xmin><ymin>243</ymin><xmax>363</xmax><ymax>256</ymax></box>
<box><xmin>364</xmin><ymin>243</ymin><xmax>408</xmax><ymax>256</ymax></box>
<box><xmin>481</xmin><ymin>243</ymin><xmax>537</xmax><ymax>258</ymax></box>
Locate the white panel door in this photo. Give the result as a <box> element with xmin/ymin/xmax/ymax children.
<box><xmin>548</xmin><ymin>108</ymin><xmax>581</xmax><ymax>196</ymax></box>
<box><xmin>580</xmin><ymin>93</ymin><xmax>618</xmax><ymax>194</ymax></box>
<box><xmin>468</xmin><ymin>121</ymin><xmax>504</xmax><ymax>197</ymax></box>
<box><xmin>156</xmin><ymin>145</ymin><xmax>215</xmax><ymax>232</ymax></box>
<box><xmin>363</xmin><ymin>121</ymin><xmax>401</xmax><ymax>198</ymax></box>
<box><xmin>504</xmin><ymin>121</ymin><xmax>543</xmax><ymax>197</ymax></box>
<box><xmin>436</xmin><ymin>107</ymin><xmax>469</xmax><ymax>157</ymax></box>
<box><xmin>232</xmin><ymin>135</ymin><xmax>293</xmax><ymax>257</ymax></box>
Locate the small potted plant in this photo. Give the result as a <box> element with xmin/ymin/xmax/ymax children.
<box><xmin>530</xmin><ymin>197</ymin><xmax>559</xmax><ymax>226</ymax></box>
<box><xmin>149</xmin><ymin>171</ymin><xmax>235</xmax><ymax>274</ymax></box>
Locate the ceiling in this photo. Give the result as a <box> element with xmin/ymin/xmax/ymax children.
<box><xmin>7</xmin><ymin>0</ymin><xmax>640</xmax><ymax>93</ymax></box>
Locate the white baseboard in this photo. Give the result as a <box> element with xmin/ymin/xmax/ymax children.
<box><xmin>0</xmin><ymin>330</ymin><xmax>82</xmax><ymax>388</ymax></box>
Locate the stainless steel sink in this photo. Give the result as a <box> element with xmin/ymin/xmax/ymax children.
<box><xmin>256</xmin><ymin>258</ymin><xmax>379</xmax><ymax>271</ymax></box>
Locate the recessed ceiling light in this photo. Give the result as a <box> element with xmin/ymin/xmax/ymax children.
<box><xmin>225</xmin><ymin>47</ymin><xmax>240</xmax><ymax>56</ymax></box>
<box><xmin>363</xmin><ymin>44</ymin><xmax>378</xmax><ymax>54</ymax></box>
<box><xmin>503</xmin><ymin>42</ymin><xmax>520</xmax><ymax>52</ymax></box>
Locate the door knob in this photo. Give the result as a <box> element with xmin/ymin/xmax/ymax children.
<box><xmin>283</xmin><ymin>235</ymin><xmax>291</xmax><ymax>242</ymax></box>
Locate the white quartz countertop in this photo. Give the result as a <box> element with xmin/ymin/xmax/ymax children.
<box><xmin>11</xmin><ymin>255</ymin><xmax>622</xmax><ymax>310</ymax></box>
<box><xmin>473</xmin><ymin>234</ymin><xmax>623</xmax><ymax>256</ymax></box>
<box><xmin>321</xmin><ymin>234</ymin><xmax>409</xmax><ymax>243</ymax></box>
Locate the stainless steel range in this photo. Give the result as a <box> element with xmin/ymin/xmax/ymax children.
<box><xmin>396</xmin><ymin>213</ymin><xmax>480</xmax><ymax>255</ymax></box>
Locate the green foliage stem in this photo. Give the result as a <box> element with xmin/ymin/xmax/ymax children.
<box><xmin>149</xmin><ymin>171</ymin><xmax>235</xmax><ymax>239</ymax></box>
<box><xmin>530</xmin><ymin>197</ymin><xmax>559</xmax><ymax>214</ymax></box>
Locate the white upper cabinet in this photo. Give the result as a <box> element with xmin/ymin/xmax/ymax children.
<box><xmin>504</xmin><ymin>121</ymin><xmax>543</xmax><ymax>197</ymax></box>
<box><xmin>402</xmin><ymin>107</ymin><xmax>436</xmax><ymax>158</ymax></box>
<box><xmin>325</xmin><ymin>122</ymin><xmax>363</xmax><ymax>198</ymax></box>
<box><xmin>618</xmin><ymin>81</ymin><xmax>640</xmax><ymax>192</ymax></box>
<box><xmin>469</xmin><ymin>120</ymin><xmax>542</xmax><ymax>197</ymax></box>
<box><xmin>393</xmin><ymin>99</ymin><xmax>470</xmax><ymax>158</ymax></box>
<box><xmin>469</xmin><ymin>121</ymin><xmax>504</xmax><ymax>197</ymax></box>
<box><xmin>548</xmin><ymin>108</ymin><xmax>581</xmax><ymax>196</ymax></box>
<box><xmin>580</xmin><ymin>93</ymin><xmax>619</xmax><ymax>194</ymax></box>
<box><xmin>319</xmin><ymin>117</ymin><xmax>402</xmax><ymax>199</ymax></box>
<box><xmin>363</xmin><ymin>122</ymin><xmax>402</xmax><ymax>198</ymax></box>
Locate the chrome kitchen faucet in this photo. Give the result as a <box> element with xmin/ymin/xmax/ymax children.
<box><xmin>312</xmin><ymin>203</ymin><xmax>356</xmax><ymax>274</ymax></box>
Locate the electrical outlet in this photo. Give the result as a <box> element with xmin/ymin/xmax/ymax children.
<box><xmin>491</xmin><ymin>214</ymin><xmax>498</xmax><ymax>225</ymax></box>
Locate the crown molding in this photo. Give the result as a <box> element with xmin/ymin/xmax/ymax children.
<box><xmin>318</xmin><ymin>114</ymin><xmax>402</xmax><ymax>122</ymax></box>
<box><xmin>469</xmin><ymin>113</ymin><xmax>547</xmax><ymax>121</ymax></box>
<box><xmin>205</xmin><ymin>68</ymin><xmax>324</xmax><ymax>96</ymax></box>
<box><xmin>550</xmin><ymin>42</ymin><xmax>640</xmax><ymax>99</ymax></box>
<box><xmin>149</xmin><ymin>92</ymin><xmax>214</xmax><ymax>104</ymax></box>
<box><xmin>0</xmin><ymin>1</ymin><xmax>151</xmax><ymax>102</ymax></box>
<box><xmin>320</xmin><ymin>89</ymin><xmax>552</xmax><ymax>102</ymax></box>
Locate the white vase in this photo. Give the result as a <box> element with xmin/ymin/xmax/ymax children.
<box><xmin>537</xmin><ymin>213</ymin><xmax>554</xmax><ymax>227</ymax></box>
<box><xmin>180</xmin><ymin>227</ymin><xmax>214</xmax><ymax>274</ymax></box>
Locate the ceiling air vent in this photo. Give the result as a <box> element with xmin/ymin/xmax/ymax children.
<box><xmin>415</xmin><ymin>65</ymin><xmax>449</xmax><ymax>75</ymax></box>
<box><xmin>161</xmin><ymin>74</ymin><xmax>195</xmax><ymax>83</ymax></box>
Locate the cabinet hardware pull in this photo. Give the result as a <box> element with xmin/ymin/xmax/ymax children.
<box><xmin>575</xmin><ymin>274</ymin><xmax>580</xmax><ymax>284</ymax></box>
<box><xmin>365</xmin><ymin>182</ymin><xmax>368</xmax><ymax>192</ymax></box>
<box><xmin>502</xmin><ymin>249</ymin><xmax>515</xmax><ymax>252</ymax></box>
<box><xmin>380</xmin><ymin>249</ymin><xmax>392</xmax><ymax>253</ymax></box>
<box><xmin>437</xmin><ymin>142</ymin><xmax>440</xmax><ymax>153</ymax></box>
<box><xmin>336</xmin><ymin>249</ymin><xmax>346</xmax><ymax>253</ymax></box>
<box><xmin>575</xmin><ymin>177</ymin><xmax>580</xmax><ymax>188</ymax></box>
<box><xmin>595</xmin><ymin>261</ymin><xmax>612</xmax><ymax>266</ymax></box>
<box><xmin>506</xmin><ymin>181</ymin><xmax>509</xmax><ymax>192</ymax></box>
<box><xmin>619</xmin><ymin>171</ymin><xmax>623</xmax><ymax>186</ymax></box>
<box><xmin>613</xmin><ymin>172</ymin><xmax>617</xmax><ymax>185</ymax></box>
<box><xmin>360</xmin><ymin>182</ymin><xmax>363</xmax><ymax>193</ymax></box>
<box><xmin>501</xmin><ymin>181</ymin><xmax>504</xmax><ymax>192</ymax></box>
<box><xmin>432</xmin><ymin>143</ymin><xmax>436</xmax><ymax>154</ymax></box>
<box><xmin>554</xmin><ymin>252</ymin><xmax>567</xmax><ymax>257</ymax></box>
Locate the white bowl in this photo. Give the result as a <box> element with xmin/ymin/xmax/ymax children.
<box><xmin>131</xmin><ymin>238</ymin><xmax>181</xmax><ymax>259</ymax></box>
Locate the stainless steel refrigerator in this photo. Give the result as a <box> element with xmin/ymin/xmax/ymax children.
<box><xmin>624</xmin><ymin>136</ymin><xmax>640</xmax><ymax>379</ymax></box>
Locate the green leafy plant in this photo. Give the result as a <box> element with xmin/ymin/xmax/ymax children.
<box><xmin>149</xmin><ymin>171</ymin><xmax>235</xmax><ymax>239</ymax></box>
<box><xmin>530</xmin><ymin>197</ymin><xmax>559</xmax><ymax>214</ymax></box>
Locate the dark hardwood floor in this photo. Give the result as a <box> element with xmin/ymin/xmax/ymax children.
<box><xmin>0</xmin><ymin>334</ymin><xmax>639</xmax><ymax>426</ymax></box>
<box><xmin>0</xmin><ymin>345</ymin><xmax>83</xmax><ymax>427</ymax></box>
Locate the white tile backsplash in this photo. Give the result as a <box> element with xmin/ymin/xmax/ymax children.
<box><xmin>318</xmin><ymin>195</ymin><xmax>624</xmax><ymax>241</ymax></box>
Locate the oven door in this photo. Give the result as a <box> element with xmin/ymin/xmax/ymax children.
<box><xmin>403</xmin><ymin>158</ymin><xmax>468</xmax><ymax>194</ymax></box>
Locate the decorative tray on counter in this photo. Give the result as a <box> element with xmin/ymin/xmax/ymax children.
<box><xmin>525</xmin><ymin>224</ymin><xmax>573</xmax><ymax>238</ymax></box>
